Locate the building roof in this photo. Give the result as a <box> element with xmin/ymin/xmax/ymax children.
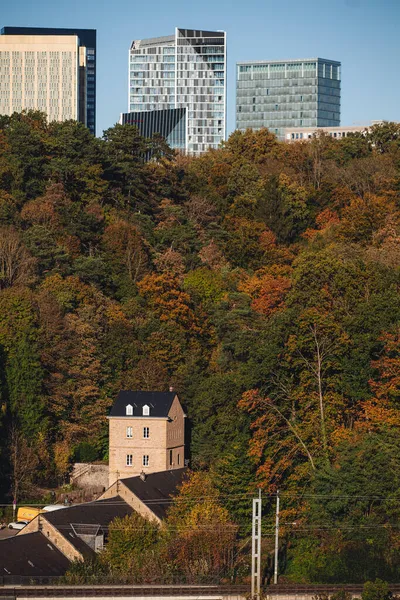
<box><xmin>121</xmin><ymin>468</ymin><xmax>187</xmax><ymax>520</ymax></box>
<box><xmin>237</xmin><ymin>57</ymin><xmax>341</xmax><ymax>65</ymax></box>
<box><xmin>43</xmin><ymin>496</ymin><xmax>133</xmax><ymax>557</ymax></box>
<box><xmin>0</xmin><ymin>532</ymin><xmax>70</xmax><ymax>576</ymax></box>
<box><xmin>109</xmin><ymin>390</ymin><xmax>177</xmax><ymax>418</ymax></box>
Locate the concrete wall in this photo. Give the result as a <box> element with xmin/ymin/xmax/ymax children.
<box><xmin>70</xmin><ymin>463</ymin><xmax>109</xmax><ymax>492</ymax></box>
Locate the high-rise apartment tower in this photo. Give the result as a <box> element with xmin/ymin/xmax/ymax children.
<box><xmin>0</xmin><ymin>27</ymin><xmax>96</xmax><ymax>135</ymax></box>
<box><xmin>236</xmin><ymin>58</ymin><xmax>340</xmax><ymax>141</ymax></box>
<box><xmin>129</xmin><ymin>28</ymin><xmax>226</xmax><ymax>154</ymax></box>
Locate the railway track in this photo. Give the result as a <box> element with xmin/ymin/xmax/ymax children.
<box><xmin>1</xmin><ymin>583</ymin><xmax>400</xmax><ymax>599</ymax></box>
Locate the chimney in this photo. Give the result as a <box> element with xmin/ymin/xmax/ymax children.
<box><xmin>140</xmin><ymin>471</ymin><xmax>146</xmax><ymax>482</ymax></box>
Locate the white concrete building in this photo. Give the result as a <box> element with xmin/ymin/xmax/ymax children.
<box><xmin>0</xmin><ymin>29</ymin><xmax>95</xmax><ymax>132</ymax></box>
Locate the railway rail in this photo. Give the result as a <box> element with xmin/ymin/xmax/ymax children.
<box><xmin>1</xmin><ymin>583</ymin><xmax>400</xmax><ymax>599</ymax></box>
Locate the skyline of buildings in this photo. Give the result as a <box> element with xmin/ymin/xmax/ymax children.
<box><xmin>128</xmin><ymin>28</ymin><xmax>226</xmax><ymax>154</ymax></box>
<box><xmin>0</xmin><ymin>23</ymin><xmax>394</xmax><ymax>152</ymax></box>
<box><xmin>236</xmin><ymin>57</ymin><xmax>341</xmax><ymax>141</ymax></box>
<box><xmin>0</xmin><ymin>26</ymin><xmax>96</xmax><ymax>135</ymax></box>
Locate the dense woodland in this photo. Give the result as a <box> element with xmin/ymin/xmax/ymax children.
<box><xmin>0</xmin><ymin>111</ymin><xmax>400</xmax><ymax>582</ymax></box>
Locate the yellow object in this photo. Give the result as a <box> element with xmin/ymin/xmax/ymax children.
<box><xmin>17</xmin><ymin>507</ymin><xmax>42</xmax><ymax>522</ymax></box>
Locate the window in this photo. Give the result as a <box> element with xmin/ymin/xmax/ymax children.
<box><xmin>126</xmin><ymin>426</ymin><xmax>133</xmax><ymax>438</ymax></box>
<box><xmin>126</xmin><ymin>454</ymin><xmax>133</xmax><ymax>466</ymax></box>
<box><xmin>142</xmin><ymin>405</ymin><xmax>150</xmax><ymax>416</ymax></box>
<box><xmin>143</xmin><ymin>427</ymin><xmax>149</xmax><ymax>439</ymax></box>
<box><xmin>126</xmin><ymin>404</ymin><xmax>133</xmax><ymax>416</ymax></box>
<box><xmin>169</xmin><ymin>450</ymin><xmax>173</xmax><ymax>466</ymax></box>
<box><xmin>143</xmin><ymin>455</ymin><xmax>149</xmax><ymax>467</ymax></box>
<box><xmin>178</xmin><ymin>454</ymin><xmax>180</xmax><ymax>466</ymax></box>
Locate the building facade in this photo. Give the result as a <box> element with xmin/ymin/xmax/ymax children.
<box><xmin>0</xmin><ymin>27</ymin><xmax>96</xmax><ymax>135</ymax></box>
<box><xmin>284</xmin><ymin>122</ymin><xmax>384</xmax><ymax>141</ymax></box>
<box><xmin>236</xmin><ymin>58</ymin><xmax>341</xmax><ymax>141</ymax></box>
<box><xmin>129</xmin><ymin>28</ymin><xmax>226</xmax><ymax>154</ymax></box>
<box><xmin>120</xmin><ymin>107</ymin><xmax>187</xmax><ymax>151</ymax></box>
<box><xmin>108</xmin><ymin>391</ymin><xmax>185</xmax><ymax>487</ymax></box>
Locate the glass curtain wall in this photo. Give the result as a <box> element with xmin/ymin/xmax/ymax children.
<box><xmin>236</xmin><ymin>58</ymin><xmax>340</xmax><ymax>141</ymax></box>
<box><xmin>129</xmin><ymin>28</ymin><xmax>226</xmax><ymax>155</ymax></box>
<box><xmin>176</xmin><ymin>28</ymin><xmax>226</xmax><ymax>154</ymax></box>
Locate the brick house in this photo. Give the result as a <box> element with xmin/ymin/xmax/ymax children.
<box><xmin>13</xmin><ymin>468</ymin><xmax>187</xmax><ymax>568</ymax></box>
<box><xmin>108</xmin><ymin>390</ymin><xmax>185</xmax><ymax>487</ymax></box>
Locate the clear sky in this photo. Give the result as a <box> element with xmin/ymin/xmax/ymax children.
<box><xmin>2</xmin><ymin>0</ymin><xmax>399</xmax><ymax>138</ymax></box>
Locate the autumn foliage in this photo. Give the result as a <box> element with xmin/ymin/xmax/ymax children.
<box><xmin>1</xmin><ymin>112</ymin><xmax>400</xmax><ymax>582</ymax></box>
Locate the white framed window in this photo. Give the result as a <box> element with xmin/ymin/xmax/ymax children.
<box><xmin>126</xmin><ymin>426</ymin><xmax>133</xmax><ymax>438</ymax></box>
<box><xmin>142</xmin><ymin>404</ymin><xmax>150</xmax><ymax>416</ymax></box>
<box><xmin>143</xmin><ymin>455</ymin><xmax>149</xmax><ymax>467</ymax></box>
<box><xmin>126</xmin><ymin>404</ymin><xmax>133</xmax><ymax>416</ymax></box>
<box><xmin>143</xmin><ymin>427</ymin><xmax>149</xmax><ymax>439</ymax></box>
<box><xmin>126</xmin><ymin>454</ymin><xmax>133</xmax><ymax>466</ymax></box>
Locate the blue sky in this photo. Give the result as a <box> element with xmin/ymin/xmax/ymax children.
<box><xmin>2</xmin><ymin>0</ymin><xmax>399</xmax><ymax>137</ymax></box>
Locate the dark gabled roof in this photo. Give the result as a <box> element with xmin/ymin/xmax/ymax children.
<box><xmin>43</xmin><ymin>496</ymin><xmax>133</xmax><ymax>557</ymax></box>
<box><xmin>0</xmin><ymin>532</ymin><xmax>70</xmax><ymax>576</ymax></box>
<box><xmin>121</xmin><ymin>468</ymin><xmax>187</xmax><ymax>520</ymax></box>
<box><xmin>109</xmin><ymin>390</ymin><xmax>177</xmax><ymax>418</ymax></box>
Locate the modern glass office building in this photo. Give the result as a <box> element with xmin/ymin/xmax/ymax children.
<box><xmin>129</xmin><ymin>28</ymin><xmax>226</xmax><ymax>154</ymax></box>
<box><xmin>0</xmin><ymin>27</ymin><xmax>96</xmax><ymax>135</ymax></box>
<box><xmin>236</xmin><ymin>58</ymin><xmax>341</xmax><ymax>141</ymax></box>
<box><xmin>121</xmin><ymin>108</ymin><xmax>187</xmax><ymax>151</ymax></box>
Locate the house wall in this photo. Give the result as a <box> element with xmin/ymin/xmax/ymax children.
<box><xmin>17</xmin><ymin>515</ymin><xmax>81</xmax><ymax>562</ymax></box>
<box><xmin>99</xmin><ymin>481</ymin><xmax>162</xmax><ymax>524</ymax></box>
<box><xmin>109</xmin><ymin>417</ymin><xmax>168</xmax><ymax>486</ymax></box>
<box><xmin>166</xmin><ymin>395</ymin><xmax>185</xmax><ymax>469</ymax></box>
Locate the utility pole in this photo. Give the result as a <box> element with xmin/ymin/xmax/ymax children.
<box><xmin>251</xmin><ymin>488</ymin><xmax>262</xmax><ymax>599</ymax></box>
<box><xmin>273</xmin><ymin>490</ymin><xmax>280</xmax><ymax>584</ymax></box>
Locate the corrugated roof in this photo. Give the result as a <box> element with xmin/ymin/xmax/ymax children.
<box><xmin>109</xmin><ymin>390</ymin><xmax>176</xmax><ymax>418</ymax></box>
<box><xmin>0</xmin><ymin>532</ymin><xmax>70</xmax><ymax>576</ymax></box>
<box><xmin>121</xmin><ymin>468</ymin><xmax>187</xmax><ymax>520</ymax></box>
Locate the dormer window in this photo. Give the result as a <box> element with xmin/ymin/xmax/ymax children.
<box><xmin>142</xmin><ymin>404</ymin><xmax>150</xmax><ymax>416</ymax></box>
<box><xmin>126</xmin><ymin>404</ymin><xmax>133</xmax><ymax>416</ymax></box>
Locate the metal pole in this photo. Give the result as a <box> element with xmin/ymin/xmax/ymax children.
<box><xmin>273</xmin><ymin>490</ymin><xmax>280</xmax><ymax>584</ymax></box>
<box><xmin>251</xmin><ymin>489</ymin><xmax>262</xmax><ymax>599</ymax></box>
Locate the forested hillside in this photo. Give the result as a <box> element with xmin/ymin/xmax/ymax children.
<box><xmin>0</xmin><ymin>111</ymin><xmax>400</xmax><ymax>581</ymax></box>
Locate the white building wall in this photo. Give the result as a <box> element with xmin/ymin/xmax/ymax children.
<box><xmin>0</xmin><ymin>35</ymin><xmax>79</xmax><ymax>122</ymax></box>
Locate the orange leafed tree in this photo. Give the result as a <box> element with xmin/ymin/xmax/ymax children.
<box><xmin>357</xmin><ymin>327</ymin><xmax>400</xmax><ymax>432</ymax></box>
<box><xmin>239</xmin><ymin>267</ymin><xmax>291</xmax><ymax>317</ymax></box>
